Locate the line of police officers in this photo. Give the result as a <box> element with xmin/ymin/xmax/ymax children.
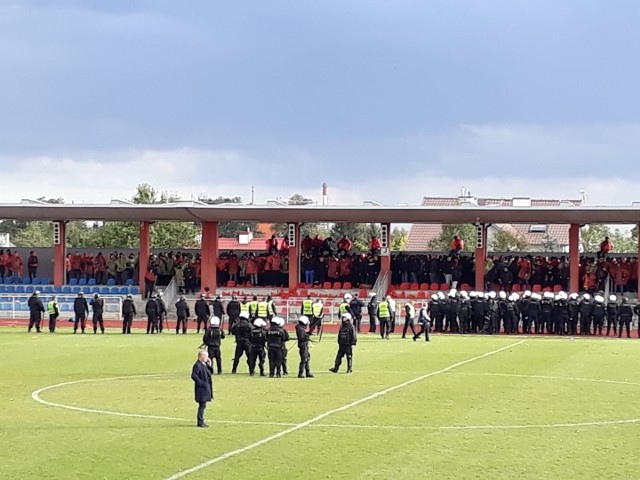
<box><xmin>415</xmin><ymin>289</ymin><xmax>639</xmax><ymax>338</ymax></box>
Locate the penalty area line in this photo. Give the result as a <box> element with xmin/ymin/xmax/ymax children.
<box><xmin>165</xmin><ymin>339</ymin><xmax>527</xmax><ymax>480</ymax></box>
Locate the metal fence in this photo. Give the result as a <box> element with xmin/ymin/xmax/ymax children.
<box><xmin>0</xmin><ymin>294</ymin><xmax>124</xmax><ymax>320</ymax></box>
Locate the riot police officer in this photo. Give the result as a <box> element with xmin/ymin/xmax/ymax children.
<box><xmin>579</xmin><ymin>293</ymin><xmax>593</xmax><ymax>335</ymax></box>
<box><xmin>296</xmin><ymin>316</ymin><xmax>313</xmax><ymax>378</ymax></box>
<box><xmin>266</xmin><ymin>317</ymin><xmax>288</xmax><ymax>377</ymax></box>
<box><xmin>202</xmin><ymin>316</ymin><xmax>225</xmax><ymax>374</ymax></box>
<box><xmin>618</xmin><ymin>297</ymin><xmax>633</xmax><ymax>338</ymax></box>
<box><xmin>122</xmin><ymin>293</ymin><xmax>137</xmax><ymax>334</ymax></box>
<box><xmin>606</xmin><ymin>294</ymin><xmax>618</xmax><ymax>336</ymax></box>
<box><xmin>329</xmin><ymin>313</ymin><xmax>357</xmax><ymax>373</ymax></box>
<box><xmin>226</xmin><ymin>295</ymin><xmax>241</xmax><ymax>335</ymax></box>
<box><xmin>231</xmin><ymin>311</ymin><xmax>253</xmax><ymax>374</ymax></box>
<box><xmin>175</xmin><ymin>295</ymin><xmax>190</xmax><ymax>334</ymax></box>
<box><xmin>195</xmin><ymin>293</ymin><xmax>210</xmax><ymax>334</ymax></box>
<box><xmin>248</xmin><ymin>318</ymin><xmax>267</xmax><ymax>376</ymax></box>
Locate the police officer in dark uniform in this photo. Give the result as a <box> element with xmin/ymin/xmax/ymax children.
<box><xmin>248</xmin><ymin>318</ymin><xmax>267</xmax><ymax>377</ymax></box>
<box><xmin>429</xmin><ymin>293</ymin><xmax>444</xmax><ymax>333</ymax></box>
<box><xmin>458</xmin><ymin>291</ymin><xmax>471</xmax><ymax>334</ymax></box>
<box><xmin>73</xmin><ymin>292</ymin><xmax>89</xmax><ymax>334</ymax></box>
<box><xmin>618</xmin><ymin>297</ymin><xmax>633</xmax><ymax>338</ymax></box>
<box><xmin>231</xmin><ymin>311</ymin><xmax>253</xmax><ymax>374</ymax></box>
<box><xmin>528</xmin><ymin>293</ymin><xmax>541</xmax><ymax>334</ymax></box>
<box><xmin>329</xmin><ymin>313</ymin><xmax>357</xmax><ymax>373</ymax></box>
<box><xmin>606</xmin><ymin>295</ymin><xmax>618</xmax><ymax>336</ymax></box>
<box><xmin>90</xmin><ymin>293</ymin><xmax>105</xmax><ymax>334</ymax></box>
<box><xmin>155</xmin><ymin>292</ymin><xmax>167</xmax><ymax>333</ymax></box>
<box><xmin>145</xmin><ymin>294</ymin><xmax>159</xmax><ymax>334</ymax></box>
<box><xmin>445</xmin><ymin>291</ymin><xmax>460</xmax><ymax>333</ymax></box>
<box><xmin>296</xmin><ymin>315</ymin><xmax>314</xmax><ymax>378</ymax></box>
<box><xmin>175</xmin><ymin>295</ymin><xmax>190</xmax><ymax>334</ymax></box>
<box><xmin>413</xmin><ymin>304</ymin><xmax>431</xmax><ymax>342</ymax></box>
<box><xmin>470</xmin><ymin>292</ymin><xmax>486</xmax><ymax>334</ymax></box>
<box><xmin>122</xmin><ymin>293</ymin><xmax>136</xmax><ymax>334</ymax></box>
<box><xmin>266</xmin><ymin>317</ymin><xmax>288</xmax><ymax>377</ymax></box>
<box><xmin>226</xmin><ymin>295</ymin><xmax>241</xmax><ymax>335</ymax></box>
<box><xmin>592</xmin><ymin>295</ymin><xmax>606</xmax><ymax>336</ymax></box>
<box><xmin>579</xmin><ymin>293</ymin><xmax>593</xmax><ymax>335</ymax></box>
<box><xmin>27</xmin><ymin>291</ymin><xmax>45</xmax><ymax>333</ymax></box>
<box><xmin>402</xmin><ymin>300</ymin><xmax>417</xmax><ymax>338</ymax></box>
<box><xmin>195</xmin><ymin>293</ymin><xmax>210</xmax><ymax>334</ymax></box>
<box><xmin>540</xmin><ymin>292</ymin><xmax>554</xmax><ymax>334</ymax></box>
<box><xmin>567</xmin><ymin>293</ymin><xmax>580</xmax><ymax>336</ymax></box>
<box><xmin>367</xmin><ymin>293</ymin><xmax>378</xmax><ymax>333</ymax></box>
<box><xmin>212</xmin><ymin>295</ymin><xmax>225</xmax><ymax>329</ymax></box>
<box><xmin>349</xmin><ymin>293</ymin><xmax>364</xmax><ymax>332</ymax></box>
<box><xmin>202</xmin><ymin>316</ymin><xmax>225</xmax><ymax>374</ymax></box>
<box><xmin>519</xmin><ymin>291</ymin><xmax>532</xmax><ymax>334</ymax></box>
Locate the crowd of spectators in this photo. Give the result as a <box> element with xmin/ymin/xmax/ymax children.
<box><xmin>0</xmin><ymin>250</ymin><xmax>38</xmax><ymax>282</ymax></box>
<box><xmin>391</xmin><ymin>251</ymin><xmax>639</xmax><ymax>294</ymax></box>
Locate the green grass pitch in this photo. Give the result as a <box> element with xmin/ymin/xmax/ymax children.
<box><xmin>2</xmin><ymin>327</ymin><xmax>640</xmax><ymax>479</ymax></box>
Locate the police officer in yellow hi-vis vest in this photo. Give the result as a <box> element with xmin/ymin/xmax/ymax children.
<box><xmin>377</xmin><ymin>298</ymin><xmax>391</xmax><ymax>340</ymax></box>
<box><xmin>309</xmin><ymin>299</ymin><xmax>324</xmax><ymax>335</ymax></box>
<box><xmin>47</xmin><ymin>296</ymin><xmax>60</xmax><ymax>333</ymax></box>
<box><xmin>249</xmin><ymin>295</ymin><xmax>259</xmax><ymax>320</ymax></box>
<box><xmin>266</xmin><ymin>295</ymin><xmax>277</xmax><ymax>322</ymax></box>
<box><xmin>257</xmin><ymin>297</ymin><xmax>269</xmax><ymax>322</ymax></box>
<box><xmin>240</xmin><ymin>297</ymin><xmax>250</xmax><ymax>324</ymax></box>
<box><xmin>339</xmin><ymin>293</ymin><xmax>355</xmax><ymax>323</ymax></box>
<box><xmin>301</xmin><ymin>295</ymin><xmax>313</xmax><ymax>321</ymax></box>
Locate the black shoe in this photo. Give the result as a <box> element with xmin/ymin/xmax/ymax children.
<box><xmin>346</xmin><ymin>369</ymin><xmax>352</xmax><ymax>373</ymax></box>
<box><xmin>250</xmin><ymin>372</ymin><xmax>255</xmax><ymax>376</ymax></box>
<box><xmin>269</xmin><ymin>374</ymin><xmax>274</xmax><ymax>378</ymax></box>
<box><xmin>217</xmin><ymin>371</ymin><xmax>222</xmax><ymax>375</ymax></box>
<box><xmin>306</xmin><ymin>374</ymin><xmax>314</xmax><ymax>378</ymax></box>
<box><xmin>329</xmin><ymin>368</ymin><xmax>338</xmax><ymax>373</ymax></box>
<box><xmin>298</xmin><ymin>374</ymin><xmax>304</xmax><ymax>378</ymax></box>
<box><xmin>260</xmin><ymin>373</ymin><xmax>266</xmax><ymax>377</ymax></box>
<box><xmin>276</xmin><ymin>374</ymin><xmax>281</xmax><ymax>378</ymax></box>
<box><xmin>197</xmin><ymin>424</ymin><xmax>209</xmax><ymax>428</ymax></box>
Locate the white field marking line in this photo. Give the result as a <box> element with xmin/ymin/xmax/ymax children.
<box><xmin>164</xmin><ymin>339</ymin><xmax>527</xmax><ymax>480</ymax></box>
<box><xmin>448</xmin><ymin>372</ymin><xmax>640</xmax><ymax>387</ymax></box>
<box><xmin>31</xmin><ymin>374</ymin><xmax>297</xmax><ymax>427</ymax></box>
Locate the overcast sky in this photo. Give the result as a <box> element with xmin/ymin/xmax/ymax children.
<box><xmin>1</xmin><ymin>1</ymin><xmax>639</xmax><ymax>206</ymax></box>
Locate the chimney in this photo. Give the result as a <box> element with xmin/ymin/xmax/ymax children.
<box><xmin>322</xmin><ymin>182</ymin><xmax>328</xmax><ymax>206</ymax></box>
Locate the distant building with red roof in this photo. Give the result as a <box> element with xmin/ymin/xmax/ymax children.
<box><xmin>406</xmin><ymin>194</ymin><xmax>583</xmax><ymax>252</ymax></box>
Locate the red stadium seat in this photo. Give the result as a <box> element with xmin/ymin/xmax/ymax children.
<box><xmin>532</xmin><ymin>284</ymin><xmax>542</xmax><ymax>292</ymax></box>
<box><xmin>543</xmin><ymin>287</ymin><xmax>552</xmax><ymax>292</ymax></box>
<box><xmin>553</xmin><ymin>284</ymin><xmax>563</xmax><ymax>292</ymax></box>
<box><xmin>359</xmin><ymin>289</ymin><xmax>368</xmax><ymax>298</ymax></box>
<box><xmin>410</xmin><ymin>282</ymin><xmax>419</xmax><ymax>290</ymax></box>
<box><xmin>430</xmin><ymin>283</ymin><xmax>440</xmax><ymax>290</ymax></box>
<box><xmin>460</xmin><ymin>283</ymin><xmax>471</xmax><ymax>291</ymax></box>
<box><xmin>395</xmin><ymin>291</ymin><xmax>406</xmax><ymax>299</ymax></box>
<box><xmin>226</xmin><ymin>280</ymin><xmax>236</xmax><ymax>288</ymax></box>
<box><xmin>323</xmin><ymin>282</ymin><xmax>332</xmax><ymax>289</ymax></box>
<box><xmin>512</xmin><ymin>284</ymin><xmax>521</xmax><ymax>292</ymax></box>
<box><xmin>333</xmin><ymin>282</ymin><xmax>342</xmax><ymax>289</ymax></box>
<box><xmin>419</xmin><ymin>283</ymin><xmax>429</xmax><ymax>290</ymax></box>
<box><xmin>343</xmin><ymin>282</ymin><xmax>352</xmax><ymax>289</ymax></box>
<box><xmin>416</xmin><ymin>291</ymin><xmax>426</xmax><ymax>299</ymax></box>
<box><xmin>400</xmin><ymin>282</ymin><xmax>410</xmax><ymax>290</ymax></box>
<box><xmin>440</xmin><ymin>283</ymin><xmax>449</xmax><ymax>291</ymax></box>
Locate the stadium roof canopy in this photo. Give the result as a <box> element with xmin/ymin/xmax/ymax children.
<box><xmin>2</xmin><ymin>199</ymin><xmax>640</xmax><ymax>224</ymax></box>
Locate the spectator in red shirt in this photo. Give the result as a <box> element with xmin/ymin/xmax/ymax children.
<box><xmin>337</xmin><ymin>235</ymin><xmax>352</xmax><ymax>255</ymax></box>
<box><xmin>450</xmin><ymin>236</ymin><xmax>464</xmax><ymax>256</ymax></box>
<box><xmin>0</xmin><ymin>249</ymin><xmax>8</xmax><ymax>282</ymax></box>
<box><xmin>598</xmin><ymin>237</ymin><xmax>613</xmax><ymax>258</ymax></box>
<box><xmin>370</xmin><ymin>236</ymin><xmax>381</xmax><ymax>255</ymax></box>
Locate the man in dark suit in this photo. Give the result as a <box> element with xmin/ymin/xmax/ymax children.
<box><xmin>191</xmin><ymin>350</ymin><xmax>214</xmax><ymax>428</ymax></box>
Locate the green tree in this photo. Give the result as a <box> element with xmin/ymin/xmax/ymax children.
<box><xmin>609</xmin><ymin>228</ymin><xmax>636</xmax><ymax>253</ymax></box>
<box><xmin>540</xmin><ymin>233</ymin><xmax>561</xmax><ymax>252</ymax></box>
<box><xmin>331</xmin><ymin>223</ymin><xmax>381</xmax><ymax>253</ymax></box>
<box><xmin>288</xmin><ymin>193</ymin><xmax>314</xmax><ymax>205</ymax></box>
<box><xmin>12</xmin><ymin>221</ymin><xmax>53</xmax><ymax>247</ymax></box>
<box><xmin>580</xmin><ymin>224</ymin><xmax>610</xmax><ymax>253</ymax></box>
<box><xmin>428</xmin><ymin>224</ymin><xmax>476</xmax><ymax>252</ymax></box>
<box><xmin>489</xmin><ymin>228</ymin><xmax>530</xmax><ymax>252</ymax></box>
<box><xmin>391</xmin><ymin>227</ymin><xmax>408</xmax><ymax>251</ymax></box>
<box><xmin>198</xmin><ymin>194</ymin><xmax>260</xmax><ymax>238</ymax></box>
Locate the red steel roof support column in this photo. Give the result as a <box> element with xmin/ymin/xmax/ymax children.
<box><xmin>569</xmin><ymin>224</ymin><xmax>580</xmax><ymax>293</ymax></box>
<box><xmin>201</xmin><ymin>221</ymin><xmax>219</xmax><ymax>294</ymax></box>
<box><xmin>288</xmin><ymin>223</ymin><xmax>300</xmax><ymax>292</ymax></box>
<box><xmin>53</xmin><ymin>221</ymin><xmax>66</xmax><ymax>287</ymax></box>
<box><xmin>138</xmin><ymin>221</ymin><xmax>151</xmax><ymax>295</ymax></box>
<box><xmin>474</xmin><ymin>224</ymin><xmax>486</xmax><ymax>291</ymax></box>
